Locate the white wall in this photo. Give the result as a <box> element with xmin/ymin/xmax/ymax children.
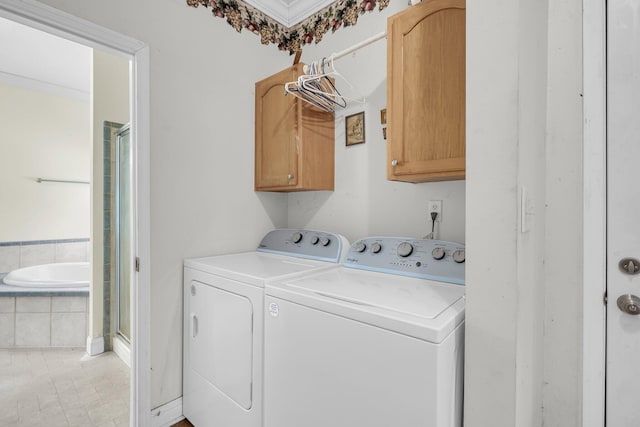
<box><xmin>0</xmin><ymin>83</ymin><xmax>90</xmax><ymax>242</ymax></box>
<box><xmin>543</xmin><ymin>0</ymin><xmax>584</xmax><ymax>424</ymax></box>
<box><xmin>33</xmin><ymin>0</ymin><xmax>290</xmax><ymax>408</ymax></box>
<box><xmin>466</xmin><ymin>0</ymin><xmax>584</xmax><ymax>426</ymax></box>
<box><xmin>287</xmin><ymin>1</ymin><xmax>466</xmax><ymax>245</ymax></box>
<box><xmin>465</xmin><ymin>1</ymin><xmax>520</xmax><ymax>423</ymax></box>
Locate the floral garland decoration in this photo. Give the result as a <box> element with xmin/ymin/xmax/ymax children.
<box><xmin>186</xmin><ymin>0</ymin><xmax>391</xmax><ymax>54</ymax></box>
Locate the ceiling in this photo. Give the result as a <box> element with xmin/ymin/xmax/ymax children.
<box><xmin>0</xmin><ymin>1</ymin><xmax>328</xmax><ymax>96</ymax></box>
<box><xmin>243</xmin><ymin>0</ymin><xmax>337</xmax><ymax>26</ymax></box>
<box><xmin>0</xmin><ymin>16</ymin><xmax>90</xmax><ymax>99</ymax></box>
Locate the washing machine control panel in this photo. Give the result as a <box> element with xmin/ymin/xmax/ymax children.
<box><xmin>344</xmin><ymin>237</ymin><xmax>465</xmax><ymax>285</ymax></box>
<box><xmin>257</xmin><ymin>229</ymin><xmax>348</xmax><ymax>263</ymax></box>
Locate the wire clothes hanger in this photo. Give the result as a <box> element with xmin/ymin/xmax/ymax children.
<box><xmin>285</xmin><ymin>57</ymin><xmax>351</xmax><ymax>112</ymax></box>
<box><xmin>303</xmin><ymin>57</ymin><xmax>365</xmax><ymax>105</ymax></box>
<box><xmin>284</xmin><ymin>31</ymin><xmax>386</xmax><ymax>112</ymax></box>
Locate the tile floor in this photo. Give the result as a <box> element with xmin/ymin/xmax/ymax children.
<box><xmin>0</xmin><ymin>348</ymin><xmax>129</xmax><ymax>426</ymax></box>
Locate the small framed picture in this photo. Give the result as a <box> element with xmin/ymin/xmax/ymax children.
<box><xmin>345</xmin><ymin>112</ymin><xmax>365</xmax><ymax>146</ymax></box>
<box><xmin>380</xmin><ymin>108</ymin><xmax>387</xmax><ymax>125</ymax></box>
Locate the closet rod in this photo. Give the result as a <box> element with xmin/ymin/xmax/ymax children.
<box><xmin>332</xmin><ymin>31</ymin><xmax>387</xmax><ymax>61</ymax></box>
<box><xmin>37</xmin><ymin>178</ymin><xmax>89</xmax><ymax>184</ymax></box>
<box><xmin>303</xmin><ymin>31</ymin><xmax>386</xmax><ymax>74</ymax></box>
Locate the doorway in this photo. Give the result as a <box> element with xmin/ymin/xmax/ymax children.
<box><xmin>0</xmin><ymin>10</ymin><xmax>132</xmax><ymax>424</ymax></box>
<box><xmin>0</xmin><ymin>2</ymin><xmax>151</xmax><ymax>426</ymax></box>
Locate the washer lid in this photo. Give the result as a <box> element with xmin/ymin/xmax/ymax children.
<box><xmin>184</xmin><ymin>251</ymin><xmax>337</xmax><ymax>287</ymax></box>
<box><xmin>266</xmin><ymin>267</ymin><xmax>465</xmax><ymax>343</ymax></box>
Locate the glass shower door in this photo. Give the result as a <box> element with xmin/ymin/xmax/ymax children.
<box><xmin>116</xmin><ymin>124</ymin><xmax>131</xmax><ymax>343</ymax></box>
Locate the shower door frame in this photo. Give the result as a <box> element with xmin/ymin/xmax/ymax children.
<box><xmin>115</xmin><ymin>124</ymin><xmax>132</xmax><ymax>344</ymax></box>
<box><xmin>0</xmin><ymin>2</ymin><xmax>152</xmax><ymax>427</ymax></box>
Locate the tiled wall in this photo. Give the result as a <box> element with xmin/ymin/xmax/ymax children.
<box><xmin>0</xmin><ymin>238</ymin><xmax>90</xmax><ymax>273</ymax></box>
<box><xmin>0</xmin><ymin>296</ymin><xmax>88</xmax><ymax>348</ymax></box>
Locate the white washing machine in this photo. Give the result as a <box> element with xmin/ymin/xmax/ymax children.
<box><xmin>183</xmin><ymin>229</ymin><xmax>349</xmax><ymax>427</ymax></box>
<box><xmin>263</xmin><ymin>237</ymin><xmax>466</xmax><ymax>427</ymax></box>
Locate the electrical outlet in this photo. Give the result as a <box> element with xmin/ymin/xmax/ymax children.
<box><xmin>429</xmin><ymin>200</ymin><xmax>442</xmax><ymax>222</ymax></box>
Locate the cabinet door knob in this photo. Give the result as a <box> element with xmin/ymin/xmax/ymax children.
<box><xmin>287</xmin><ymin>174</ymin><xmax>294</xmax><ymax>180</ymax></box>
<box><xmin>391</xmin><ymin>159</ymin><xmax>398</xmax><ymax>166</ymax></box>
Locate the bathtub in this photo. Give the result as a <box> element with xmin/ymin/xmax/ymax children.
<box><xmin>3</xmin><ymin>262</ymin><xmax>90</xmax><ymax>288</ymax></box>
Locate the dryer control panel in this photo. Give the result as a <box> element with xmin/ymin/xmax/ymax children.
<box><xmin>257</xmin><ymin>229</ymin><xmax>349</xmax><ymax>263</ymax></box>
<box><xmin>344</xmin><ymin>237</ymin><xmax>465</xmax><ymax>285</ymax></box>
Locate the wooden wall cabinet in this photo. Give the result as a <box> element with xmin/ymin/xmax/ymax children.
<box><xmin>387</xmin><ymin>0</ymin><xmax>466</xmax><ymax>183</ymax></box>
<box><xmin>255</xmin><ymin>64</ymin><xmax>335</xmax><ymax>192</ymax></box>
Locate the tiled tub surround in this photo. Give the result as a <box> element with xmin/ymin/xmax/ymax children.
<box><xmin>0</xmin><ymin>239</ymin><xmax>90</xmax><ymax>348</ymax></box>
<box><xmin>0</xmin><ymin>295</ymin><xmax>89</xmax><ymax>348</ymax></box>
<box><xmin>0</xmin><ymin>238</ymin><xmax>90</xmax><ymax>273</ymax></box>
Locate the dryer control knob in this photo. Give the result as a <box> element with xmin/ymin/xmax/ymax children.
<box><xmin>292</xmin><ymin>232</ymin><xmax>303</xmax><ymax>244</ymax></box>
<box><xmin>371</xmin><ymin>243</ymin><xmax>382</xmax><ymax>254</ymax></box>
<box><xmin>453</xmin><ymin>249</ymin><xmax>466</xmax><ymax>263</ymax></box>
<box><xmin>320</xmin><ymin>237</ymin><xmax>331</xmax><ymax>246</ymax></box>
<box><xmin>397</xmin><ymin>242</ymin><xmax>414</xmax><ymax>257</ymax></box>
<box><xmin>354</xmin><ymin>242</ymin><xmax>367</xmax><ymax>253</ymax></box>
<box><xmin>432</xmin><ymin>247</ymin><xmax>446</xmax><ymax>260</ymax></box>
<box><xmin>310</xmin><ymin>236</ymin><xmax>319</xmax><ymax>245</ymax></box>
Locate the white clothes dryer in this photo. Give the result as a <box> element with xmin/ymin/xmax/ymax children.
<box><xmin>183</xmin><ymin>229</ymin><xmax>349</xmax><ymax>427</ymax></box>
<box><xmin>263</xmin><ymin>236</ymin><xmax>466</xmax><ymax>427</ymax></box>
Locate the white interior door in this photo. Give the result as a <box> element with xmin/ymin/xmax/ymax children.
<box><xmin>607</xmin><ymin>1</ymin><xmax>640</xmax><ymax>425</ymax></box>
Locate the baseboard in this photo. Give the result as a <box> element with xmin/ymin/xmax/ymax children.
<box><xmin>151</xmin><ymin>397</ymin><xmax>184</xmax><ymax>427</ymax></box>
<box><xmin>86</xmin><ymin>336</ymin><xmax>104</xmax><ymax>356</ymax></box>
<box><xmin>113</xmin><ymin>335</ymin><xmax>131</xmax><ymax>367</ymax></box>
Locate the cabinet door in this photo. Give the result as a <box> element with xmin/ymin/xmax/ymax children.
<box><xmin>255</xmin><ymin>66</ymin><xmax>299</xmax><ymax>190</ymax></box>
<box><xmin>387</xmin><ymin>0</ymin><xmax>466</xmax><ymax>183</ymax></box>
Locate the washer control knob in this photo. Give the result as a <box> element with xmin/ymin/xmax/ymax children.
<box><xmin>320</xmin><ymin>237</ymin><xmax>330</xmax><ymax>246</ymax></box>
<box><xmin>371</xmin><ymin>243</ymin><xmax>382</xmax><ymax>254</ymax></box>
<box><xmin>453</xmin><ymin>249</ymin><xmax>466</xmax><ymax>263</ymax></box>
<box><xmin>310</xmin><ymin>236</ymin><xmax>319</xmax><ymax>245</ymax></box>
<box><xmin>354</xmin><ymin>242</ymin><xmax>367</xmax><ymax>253</ymax></box>
<box><xmin>292</xmin><ymin>232</ymin><xmax>303</xmax><ymax>244</ymax></box>
<box><xmin>397</xmin><ymin>242</ymin><xmax>414</xmax><ymax>257</ymax></box>
<box><xmin>432</xmin><ymin>247</ymin><xmax>446</xmax><ymax>260</ymax></box>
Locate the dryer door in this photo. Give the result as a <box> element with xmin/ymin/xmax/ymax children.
<box><xmin>189</xmin><ymin>279</ymin><xmax>253</xmax><ymax>409</ymax></box>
